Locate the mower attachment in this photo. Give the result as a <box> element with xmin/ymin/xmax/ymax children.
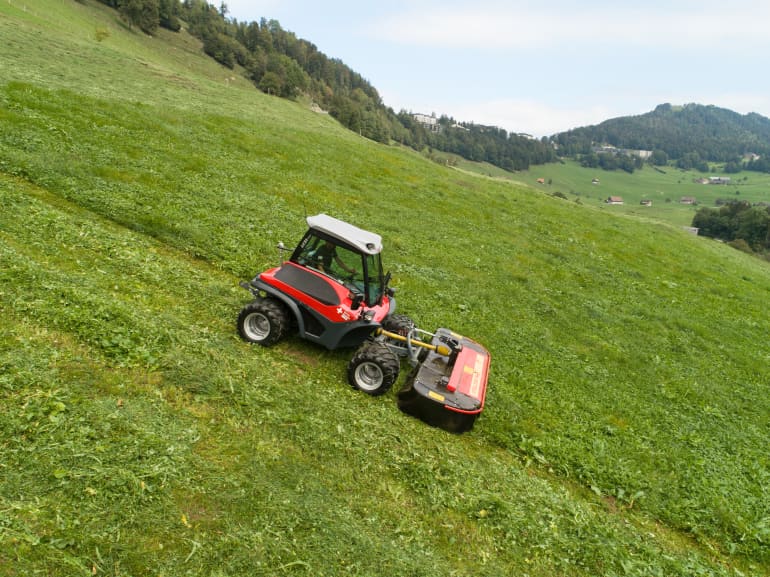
<box><xmin>397</xmin><ymin>328</ymin><xmax>490</xmax><ymax>433</ymax></box>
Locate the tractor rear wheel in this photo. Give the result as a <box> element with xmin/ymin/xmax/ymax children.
<box><xmin>237</xmin><ymin>298</ymin><xmax>289</xmax><ymax>346</ymax></box>
<box><xmin>347</xmin><ymin>341</ymin><xmax>400</xmax><ymax>396</ymax></box>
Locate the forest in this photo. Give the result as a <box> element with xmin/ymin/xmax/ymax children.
<box><xmin>552</xmin><ymin>103</ymin><xmax>770</xmax><ymax>174</ymax></box>
<box><xmin>94</xmin><ymin>0</ymin><xmax>555</xmax><ymax>171</ymax></box>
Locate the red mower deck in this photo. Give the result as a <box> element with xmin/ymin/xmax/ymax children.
<box><xmin>398</xmin><ymin>328</ymin><xmax>490</xmax><ymax>433</ymax></box>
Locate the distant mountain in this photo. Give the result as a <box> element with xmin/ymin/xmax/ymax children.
<box><xmin>551</xmin><ymin>103</ymin><xmax>770</xmax><ymax>165</ymax></box>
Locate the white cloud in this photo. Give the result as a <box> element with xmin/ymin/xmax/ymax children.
<box><xmin>446</xmin><ymin>99</ymin><xmax>617</xmax><ymax>137</ymax></box>
<box><xmin>367</xmin><ymin>2</ymin><xmax>770</xmax><ymax>51</ymax></box>
<box><xmin>447</xmin><ymin>92</ymin><xmax>770</xmax><ymax>137</ymax></box>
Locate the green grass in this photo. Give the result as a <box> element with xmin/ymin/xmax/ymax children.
<box><xmin>1</xmin><ymin>1</ymin><xmax>769</xmax><ymax>575</ymax></box>
<box><xmin>443</xmin><ymin>150</ymin><xmax>770</xmax><ymax>227</ymax></box>
<box><xmin>522</xmin><ymin>160</ymin><xmax>770</xmax><ymax>227</ymax></box>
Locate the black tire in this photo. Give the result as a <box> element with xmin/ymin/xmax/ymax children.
<box><xmin>382</xmin><ymin>313</ymin><xmax>415</xmax><ymax>336</ymax></box>
<box><xmin>382</xmin><ymin>313</ymin><xmax>418</xmax><ymax>356</ymax></box>
<box><xmin>347</xmin><ymin>341</ymin><xmax>400</xmax><ymax>396</ymax></box>
<box><xmin>237</xmin><ymin>298</ymin><xmax>289</xmax><ymax>346</ymax></box>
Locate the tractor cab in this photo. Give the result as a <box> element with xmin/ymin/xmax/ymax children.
<box><xmin>291</xmin><ymin>214</ymin><xmax>390</xmax><ymax>309</ymax></box>
<box><xmin>239</xmin><ymin>214</ymin><xmax>395</xmax><ymax>351</ymax></box>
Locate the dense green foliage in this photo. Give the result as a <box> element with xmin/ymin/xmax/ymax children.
<box><xmin>1</xmin><ymin>1</ymin><xmax>770</xmax><ymax>575</ymax></box>
<box><xmin>693</xmin><ymin>201</ymin><xmax>770</xmax><ymax>251</ymax></box>
<box><xmin>578</xmin><ymin>150</ymin><xmax>644</xmax><ymax>173</ymax></box>
<box><xmin>401</xmin><ymin>114</ymin><xmax>555</xmax><ymax>171</ymax></box>
<box><xmin>553</xmin><ymin>103</ymin><xmax>770</xmax><ymax>171</ymax></box>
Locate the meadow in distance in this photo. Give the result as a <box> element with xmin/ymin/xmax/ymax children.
<box><xmin>1</xmin><ymin>1</ymin><xmax>769</xmax><ymax>575</ymax></box>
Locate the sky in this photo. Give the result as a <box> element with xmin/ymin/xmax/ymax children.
<box><xmin>221</xmin><ymin>0</ymin><xmax>770</xmax><ymax>137</ymax></box>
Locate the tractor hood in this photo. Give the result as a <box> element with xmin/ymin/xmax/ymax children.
<box><xmin>307</xmin><ymin>214</ymin><xmax>382</xmax><ymax>255</ymax></box>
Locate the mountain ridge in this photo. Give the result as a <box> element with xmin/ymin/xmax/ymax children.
<box><xmin>551</xmin><ymin>102</ymin><xmax>770</xmax><ymax>168</ymax></box>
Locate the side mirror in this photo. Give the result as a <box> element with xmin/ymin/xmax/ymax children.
<box><xmin>384</xmin><ymin>271</ymin><xmax>396</xmax><ymax>297</ymax></box>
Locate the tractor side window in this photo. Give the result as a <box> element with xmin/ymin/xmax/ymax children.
<box><xmin>297</xmin><ymin>235</ymin><xmax>363</xmax><ymax>284</ymax></box>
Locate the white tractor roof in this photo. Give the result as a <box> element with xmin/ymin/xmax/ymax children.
<box><xmin>306</xmin><ymin>214</ymin><xmax>383</xmax><ymax>255</ymax></box>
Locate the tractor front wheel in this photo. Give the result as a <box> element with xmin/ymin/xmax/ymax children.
<box><xmin>237</xmin><ymin>298</ymin><xmax>289</xmax><ymax>346</ymax></box>
<box><xmin>382</xmin><ymin>313</ymin><xmax>416</xmax><ymax>336</ymax></box>
<box><xmin>347</xmin><ymin>342</ymin><xmax>400</xmax><ymax>396</ymax></box>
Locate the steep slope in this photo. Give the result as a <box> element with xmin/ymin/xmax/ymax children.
<box><xmin>1</xmin><ymin>1</ymin><xmax>768</xmax><ymax>575</ymax></box>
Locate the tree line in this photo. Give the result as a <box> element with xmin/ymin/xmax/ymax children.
<box><xmin>94</xmin><ymin>0</ymin><xmax>554</xmax><ymax>171</ymax></box>
<box><xmin>692</xmin><ymin>201</ymin><xmax>770</xmax><ymax>255</ymax></box>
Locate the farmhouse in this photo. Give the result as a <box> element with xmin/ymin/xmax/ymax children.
<box><xmin>640</xmin><ymin>199</ymin><xmax>652</xmax><ymax>206</ymax></box>
<box><xmin>606</xmin><ymin>196</ymin><xmax>624</xmax><ymax>205</ymax></box>
<box><xmin>680</xmin><ymin>196</ymin><xmax>697</xmax><ymax>205</ymax></box>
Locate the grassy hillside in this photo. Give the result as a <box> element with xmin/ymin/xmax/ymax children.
<box><xmin>1</xmin><ymin>1</ymin><xmax>769</xmax><ymax>576</ymax></box>
<box><xmin>525</xmin><ymin>161</ymin><xmax>770</xmax><ymax>227</ymax></box>
<box><xmin>444</xmin><ymin>152</ymin><xmax>770</xmax><ymax>228</ymax></box>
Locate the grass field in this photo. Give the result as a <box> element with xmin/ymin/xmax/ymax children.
<box><xmin>444</xmin><ymin>152</ymin><xmax>770</xmax><ymax>228</ymax></box>
<box><xmin>524</xmin><ymin>161</ymin><xmax>770</xmax><ymax>227</ymax></box>
<box><xmin>1</xmin><ymin>1</ymin><xmax>769</xmax><ymax>576</ymax></box>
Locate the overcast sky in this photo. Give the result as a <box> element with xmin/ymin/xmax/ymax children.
<box><xmin>221</xmin><ymin>0</ymin><xmax>770</xmax><ymax>137</ymax></box>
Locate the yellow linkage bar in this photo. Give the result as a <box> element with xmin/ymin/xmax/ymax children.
<box><xmin>376</xmin><ymin>328</ymin><xmax>453</xmax><ymax>357</ymax></box>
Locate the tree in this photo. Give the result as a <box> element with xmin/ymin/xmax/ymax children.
<box><xmin>258</xmin><ymin>71</ymin><xmax>282</xmax><ymax>95</ymax></box>
<box><xmin>580</xmin><ymin>153</ymin><xmax>599</xmax><ymax>168</ymax></box>
<box><xmin>735</xmin><ymin>206</ymin><xmax>770</xmax><ymax>248</ymax></box>
<box><xmin>120</xmin><ymin>0</ymin><xmax>159</xmax><ymax>34</ymax></box>
<box><xmin>158</xmin><ymin>0</ymin><xmax>181</xmax><ymax>31</ymax></box>
<box><xmin>650</xmin><ymin>149</ymin><xmax>669</xmax><ymax>166</ymax></box>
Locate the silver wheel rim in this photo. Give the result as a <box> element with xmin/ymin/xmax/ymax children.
<box><xmin>354</xmin><ymin>362</ymin><xmax>384</xmax><ymax>391</ymax></box>
<box><xmin>244</xmin><ymin>312</ymin><xmax>270</xmax><ymax>341</ymax></box>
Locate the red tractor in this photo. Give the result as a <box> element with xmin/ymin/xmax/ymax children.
<box><xmin>237</xmin><ymin>214</ymin><xmax>490</xmax><ymax>432</ymax></box>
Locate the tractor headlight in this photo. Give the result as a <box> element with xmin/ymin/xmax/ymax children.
<box><xmin>361</xmin><ymin>309</ymin><xmax>375</xmax><ymax>322</ymax></box>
